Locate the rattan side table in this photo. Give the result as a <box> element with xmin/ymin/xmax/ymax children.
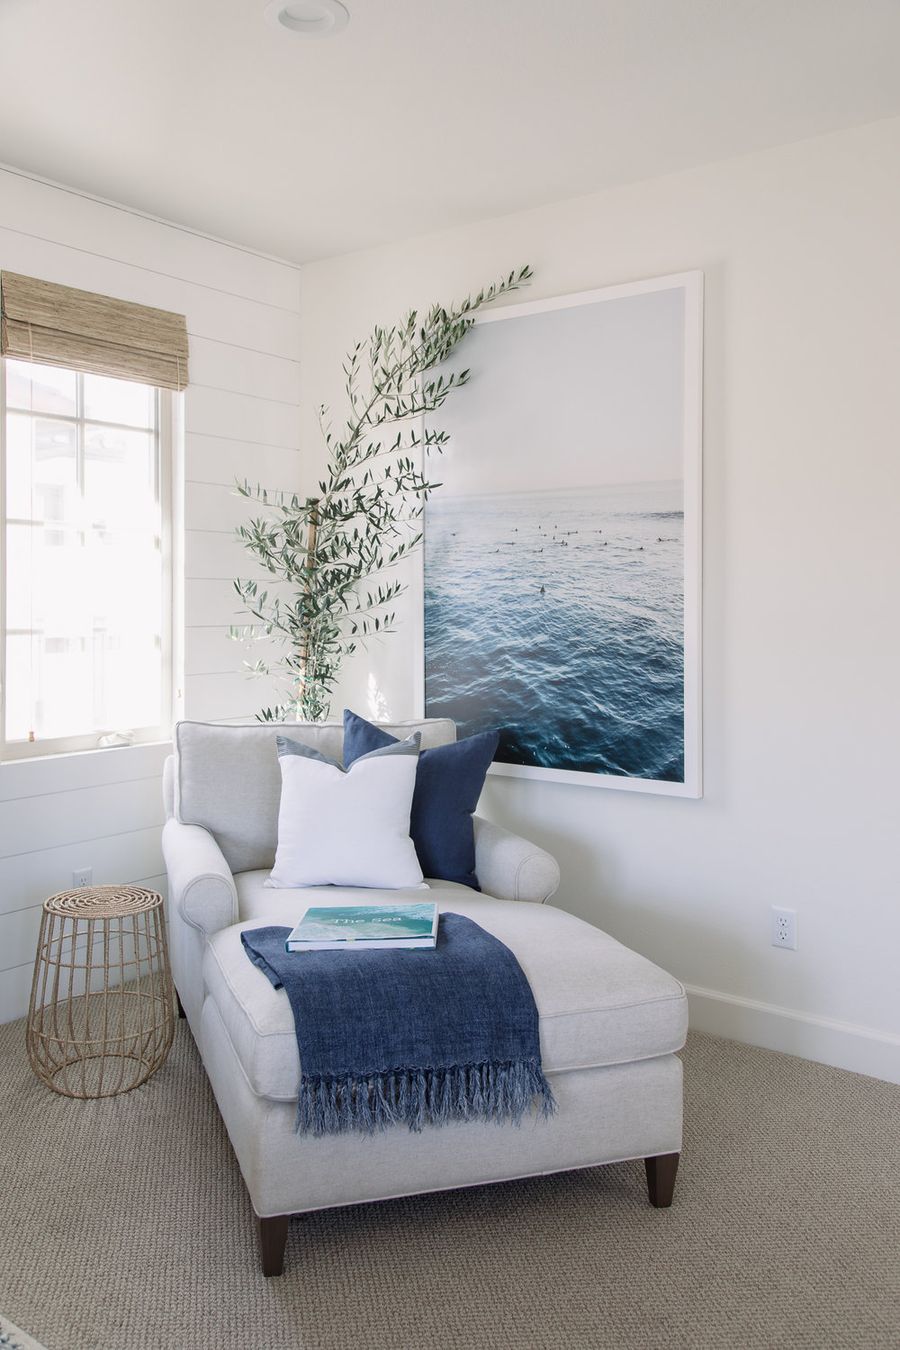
<box><xmin>26</xmin><ymin>885</ymin><xmax>175</xmax><ymax>1099</ymax></box>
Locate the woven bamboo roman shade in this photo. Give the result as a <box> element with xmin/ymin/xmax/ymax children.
<box><xmin>0</xmin><ymin>272</ymin><xmax>189</xmax><ymax>390</ymax></box>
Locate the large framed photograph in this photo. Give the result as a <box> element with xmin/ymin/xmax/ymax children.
<box><xmin>421</xmin><ymin>271</ymin><xmax>703</xmax><ymax>797</ymax></box>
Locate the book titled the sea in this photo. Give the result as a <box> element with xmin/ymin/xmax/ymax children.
<box><xmin>286</xmin><ymin>903</ymin><xmax>438</xmax><ymax>952</ymax></box>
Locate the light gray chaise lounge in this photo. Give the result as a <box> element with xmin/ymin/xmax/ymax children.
<box><xmin>162</xmin><ymin>718</ymin><xmax>688</xmax><ymax>1275</ymax></box>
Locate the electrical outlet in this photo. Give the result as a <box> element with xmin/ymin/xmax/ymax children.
<box><xmin>72</xmin><ymin>867</ymin><xmax>93</xmax><ymax>889</ymax></box>
<box><xmin>771</xmin><ymin>906</ymin><xmax>797</xmax><ymax>950</ymax></box>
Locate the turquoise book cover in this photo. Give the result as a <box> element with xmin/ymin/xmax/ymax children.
<box><xmin>287</xmin><ymin>904</ymin><xmax>438</xmax><ymax>949</ymax></box>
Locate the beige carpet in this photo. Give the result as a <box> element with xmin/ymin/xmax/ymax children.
<box><xmin>0</xmin><ymin>1313</ymin><xmax>49</xmax><ymax>1350</ymax></box>
<box><xmin>0</xmin><ymin>1020</ymin><xmax>898</xmax><ymax>1350</ymax></box>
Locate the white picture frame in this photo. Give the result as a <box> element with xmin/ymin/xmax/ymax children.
<box><xmin>417</xmin><ymin>270</ymin><xmax>703</xmax><ymax>798</ymax></box>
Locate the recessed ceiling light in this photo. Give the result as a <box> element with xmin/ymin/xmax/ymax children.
<box><xmin>264</xmin><ymin>0</ymin><xmax>350</xmax><ymax>38</ymax></box>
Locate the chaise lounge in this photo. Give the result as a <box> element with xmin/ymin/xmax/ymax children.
<box><xmin>162</xmin><ymin>718</ymin><xmax>688</xmax><ymax>1275</ymax></box>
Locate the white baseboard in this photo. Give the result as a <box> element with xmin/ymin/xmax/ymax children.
<box><xmin>685</xmin><ymin>984</ymin><xmax>900</xmax><ymax>1086</ymax></box>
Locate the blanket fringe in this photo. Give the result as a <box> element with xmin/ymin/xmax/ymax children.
<box><xmin>296</xmin><ymin>1060</ymin><xmax>556</xmax><ymax>1137</ymax></box>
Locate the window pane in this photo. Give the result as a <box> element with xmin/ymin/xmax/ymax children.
<box><xmin>6</xmin><ymin>521</ymin><xmax>55</xmax><ymax>631</ymax></box>
<box><xmin>83</xmin><ymin>373</ymin><xmax>154</xmax><ymax>428</ymax></box>
<box><xmin>4</xmin><ymin>359</ymin><xmax>77</xmax><ymax>416</ymax></box>
<box><xmin>4</xmin><ymin>519</ymin><xmax>164</xmax><ymax>743</ymax></box>
<box><xmin>3</xmin><ymin>364</ymin><xmax>167</xmax><ymax>750</ymax></box>
<box><xmin>4</xmin><ymin>633</ymin><xmax>37</xmax><ymax>742</ymax></box>
<box><xmin>84</xmin><ymin>425</ymin><xmax>155</xmax><ymax>526</ymax></box>
<box><xmin>5</xmin><ymin>412</ymin><xmax>77</xmax><ymax>522</ymax></box>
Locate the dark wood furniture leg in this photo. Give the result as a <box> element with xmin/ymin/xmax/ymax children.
<box><xmin>258</xmin><ymin>1213</ymin><xmax>289</xmax><ymax>1276</ymax></box>
<box><xmin>645</xmin><ymin>1152</ymin><xmax>679</xmax><ymax>1207</ymax></box>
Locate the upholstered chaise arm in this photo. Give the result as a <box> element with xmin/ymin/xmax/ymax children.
<box><xmin>472</xmin><ymin>816</ymin><xmax>560</xmax><ymax>904</ymax></box>
<box><xmin>162</xmin><ymin>817</ymin><xmax>238</xmax><ymax>936</ymax></box>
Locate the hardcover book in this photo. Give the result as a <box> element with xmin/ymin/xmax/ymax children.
<box><xmin>286</xmin><ymin>903</ymin><xmax>438</xmax><ymax>952</ymax></box>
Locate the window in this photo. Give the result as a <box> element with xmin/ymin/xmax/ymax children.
<box><xmin>1</xmin><ymin>358</ymin><xmax>173</xmax><ymax>759</ymax></box>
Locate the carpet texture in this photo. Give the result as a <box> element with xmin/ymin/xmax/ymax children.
<box><xmin>0</xmin><ymin>1019</ymin><xmax>898</xmax><ymax>1350</ymax></box>
<box><xmin>0</xmin><ymin>1314</ymin><xmax>49</xmax><ymax>1350</ymax></box>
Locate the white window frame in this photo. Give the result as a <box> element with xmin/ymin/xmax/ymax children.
<box><xmin>0</xmin><ymin>358</ymin><xmax>175</xmax><ymax>761</ymax></box>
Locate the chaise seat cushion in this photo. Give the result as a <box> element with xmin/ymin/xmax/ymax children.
<box><xmin>202</xmin><ymin>874</ymin><xmax>688</xmax><ymax>1102</ymax></box>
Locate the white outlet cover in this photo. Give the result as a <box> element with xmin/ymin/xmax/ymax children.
<box><xmin>771</xmin><ymin>906</ymin><xmax>798</xmax><ymax>950</ymax></box>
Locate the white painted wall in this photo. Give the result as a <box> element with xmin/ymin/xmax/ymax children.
<box><xmin>0</xmin><ymin>167</ymin><xmax>302</xmax><ymax>1020</ymax></box>
<box><xmin>298</xmin><ymin>118</ymin><xmax>900</xmax><ymax>1080</ymax></box>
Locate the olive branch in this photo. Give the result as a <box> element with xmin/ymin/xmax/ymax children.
<box><xmin>230</xmin><ymin>265</ymin><xmax>533</xmax><ymax>722</ymax></box>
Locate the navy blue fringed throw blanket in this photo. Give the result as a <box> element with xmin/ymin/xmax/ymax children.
<box><xmin>241</xmin><ymin>913</ymin><xmax>555</xmax><ymax>1137</ymax></box>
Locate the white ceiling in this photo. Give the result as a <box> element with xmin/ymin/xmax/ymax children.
<box><xmin>1</xmin><ymin>0</ymin><xmax>899</xmax><ymax>263</ymax></box>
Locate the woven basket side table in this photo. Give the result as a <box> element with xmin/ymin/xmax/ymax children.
<box><xmin>26</xmin><ymin>885</ymin><xmax>175</xmax><ymax>1099</ymax></box>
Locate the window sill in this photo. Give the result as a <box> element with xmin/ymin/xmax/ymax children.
<box><xmin>1</xmin><ymin>737</ymin><xmax>172</xmax><ymax>765</ymax></box>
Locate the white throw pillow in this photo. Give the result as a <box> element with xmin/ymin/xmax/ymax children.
<box><xmin>267</xmin><ymin>733</ymin><xmax>424</xmax><ymax>889</ymax></box>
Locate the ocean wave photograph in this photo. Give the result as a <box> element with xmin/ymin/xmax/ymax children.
<box><xmin>425</xmin><ymin>482</ymin><xmax>685</xmax><ymax>780</ymax></box>
<box><xmin>423</xmin><ymin>277</ymin><xmax>700</xmax><ymax>790</ymax></box>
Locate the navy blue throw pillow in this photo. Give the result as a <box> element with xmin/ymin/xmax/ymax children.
<box><xmin>343</xmin><ymin>710</ymin><xmax>499</xmax><ymax>890</ymax></box>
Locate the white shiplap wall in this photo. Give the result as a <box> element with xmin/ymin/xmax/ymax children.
<box><xmin>0</xmin><ymin>166</ymin><xmax>302</xmax><ymax>1021</ymax></box>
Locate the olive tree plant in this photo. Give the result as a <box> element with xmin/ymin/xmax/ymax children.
<box><xmin>230</xmin><ymin>265</ymin><xmax>532</xmax><ymax>722</ymax></box>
